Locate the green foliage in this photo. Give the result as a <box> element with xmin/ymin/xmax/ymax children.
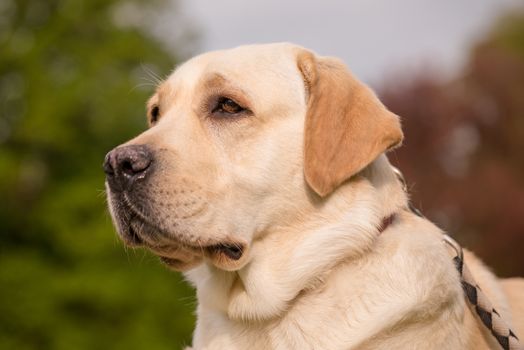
<box><xmin>0</xmin><ymin>0</ymin><xmax>195</xmax><ymax>348</ymax></box>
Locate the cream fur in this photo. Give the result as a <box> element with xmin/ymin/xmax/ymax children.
<box><xmin>106</xmin><ymin>43</ymin><xmax>524</xmax><ymax>349</ymax></box>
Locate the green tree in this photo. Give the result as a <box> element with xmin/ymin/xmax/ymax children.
<box><xmin>0</xmin><ymin>0</ymin><xmax>195</xmax><ymax>348</ymax></box>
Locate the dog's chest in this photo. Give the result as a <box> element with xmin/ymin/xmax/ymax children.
<box><xmin>193</xmin><ymin>228</ymin><xmax>467</xmax><ymax>350</ymax></box>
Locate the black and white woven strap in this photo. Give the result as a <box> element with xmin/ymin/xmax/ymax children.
<box><xmin>391</xmin><ymin>166</ymin><xmax>523</xmax><ymax>350</ymax></box>
<box><xmin>444</xmin><ymin>235</ymin><xmax>523</xmax><ymax>350</ymax></box>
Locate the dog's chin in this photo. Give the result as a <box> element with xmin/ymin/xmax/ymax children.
<box><xmin>112</xmin><ymin>207</ymin><xmax>250</xmax><ymax>272</ymax></box>
<box><xmin>114</xmin><ymin>215</ymin><xmax>203</xmax><ymax>271</ymax></box>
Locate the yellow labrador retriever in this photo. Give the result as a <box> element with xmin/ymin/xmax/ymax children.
<box><xmin>104</xmin><ymin>43</ymin><xmax>524</xmax><ymax>349</ymax></box>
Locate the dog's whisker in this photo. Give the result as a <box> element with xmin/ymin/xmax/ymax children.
<box><xmin>129</xmin><ymin>82</ymin><xmax>157</xmax><ymax>94</ymax></box>
<box><xmin>139</xmin><ymin>76</ymin><xmax>160</xmax><ymax>85</ymax></box>
<box><xmin>96</xmin><ymin>188</ymin><xmax>107</xmax><ymax>198</ymax></box>
<box><xmin>138</xmin><ymin>249</ymin><xmax>147</xmax><ymax>266</ymax></box>
<box><xmin>141</xmin><ymin>63</ymin><xmax>164</xmax><ymax>85</ymax></box>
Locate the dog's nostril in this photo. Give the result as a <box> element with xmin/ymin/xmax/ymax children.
<box><xmin>121</xmin><ymin>160</ymin><xmax>134</xmax><ymax>176</ymax></box>
<box><xmin>104</xmin><ymin>145</ymin><xmax>153</xmax><ymax>190</ymax></box>
<box><xmin>103</xmin><ymin>152</ymin><xmax>115</xmax><ymax>176</ymax></box>
<box><xmin>117</xmin><ymin>147</ymin><xmax>152</xmax><ymax>177</ymax></box>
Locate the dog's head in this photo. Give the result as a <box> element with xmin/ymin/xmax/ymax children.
<box><xmin>104</xmin><ymin>43</ymin><xmax>403</xmax><ymax>272</ymax></box>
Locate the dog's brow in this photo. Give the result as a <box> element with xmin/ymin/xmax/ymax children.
<box><xmin>203</xmin><ymin>73</ymin><xmax>251</xmax><ymax>95</ymax></box>
<box><xmin>202</xmin><ymin>73</ymin><xmax>229</xmax><ymax>90</ymax></box>
<box><xmin>146</xmin><ymin>83</ymin><xmax>176</xmax><ymax>116</ymax></box>
<box><xmin>146</xmin><ymin>94</ymin><xmax>158</xmax><ymax>111</ymax></box>
<box><xmin>202</xmin><ymin>73</ymin><xmax>251</xmax><ymax>104</ymax></box>
<box><xmin>156</xmin><ymin>83</ymin><xmax>175</xmax><ymax>102</ymax></box>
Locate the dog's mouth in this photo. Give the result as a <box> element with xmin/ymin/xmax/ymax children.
<box><xmin>158</xmin><ymin>242</ymin><xmax>244</xmax><ymax>266</ymax></box>
<box><xmin>110</xmin><ymin>192</ymin><xmax>247</xmax><ymax>270</ymax></box>
<box><xmin>126</xmin><ymin>216</ymin><xmax>245</xmax><ymax>257</ymax></box>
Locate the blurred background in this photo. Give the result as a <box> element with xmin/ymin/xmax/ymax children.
<box><xmin>0</xmin><ymin>0</ymin><xmax>523</xmax><ymax>348</ymax></box>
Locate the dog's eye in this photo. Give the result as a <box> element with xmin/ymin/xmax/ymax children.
<box><xmin>150</xmin><ymin>105</ymin><xmax>160</xmax><ymax>123</ymax></box>
<box><xmin>213</xmin><ymin>97</ymin><xmax>245</xmax><ymax>115</ymax></box>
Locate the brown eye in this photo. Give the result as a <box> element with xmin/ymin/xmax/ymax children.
<box><xmin>150</xmin><ymin>105</ymin><xmax>160</xmax><ymax>123</ymax></box>
<box><xmin>214</xmin><ymin>97</ymin><xmax>244</xmax><ymax>115</ymax></box>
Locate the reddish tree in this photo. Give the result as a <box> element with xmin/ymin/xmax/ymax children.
<box><xmin>380</xmin><ymin>14</ymin><xmax>524</xmax><ymax>277</ymax></box>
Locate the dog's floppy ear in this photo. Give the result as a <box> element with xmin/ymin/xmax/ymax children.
<box><xmin>297</xmin><ymin>51</ymin><xmax>403</xmax><ymax>197</ymax></box>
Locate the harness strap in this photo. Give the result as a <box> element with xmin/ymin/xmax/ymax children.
<box><xmin>445</xmin><ymin>235</ymin><xmax>523</xmax><ymax>350</ymax></box>
<box><xmin>390</xmin><ymin>166</ymin><xmax>523</xmax><ymax>350</ymax></box>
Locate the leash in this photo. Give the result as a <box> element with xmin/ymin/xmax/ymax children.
<box><xmin>391</xmin><ymin>166</ymin><xmax>523</xmax><ymax>350</ymax></box>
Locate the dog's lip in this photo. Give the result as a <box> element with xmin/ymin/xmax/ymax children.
<box><xmin>207</xmin><ymin>243</ymin><xmax>244</xmax><ymax>261</ymax></box>
<box><xmin>126</xmin><ymin>220</ymin><xmax>144</xmax><ymax>246</ymax></box>
<box><xmin>154</xmin><ymin>242</ymin><xmax>247</xmax><ymax>271</ymax></box>
<box><xmin>126</xmin><ymin>217</ymin><xmax>247</xmax><ymax>263</ymax></box>
<box><xmin>159</xmin><ymin>256</ymin><xmax>185</xmax><ymax>267</ymax></box>
<box><xmin>152</xmin><ymin>241</ymin><xmax>246</xmax><ymax>261</ymax></box>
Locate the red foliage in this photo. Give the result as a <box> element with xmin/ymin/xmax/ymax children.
<box><xmin>380</xmin><ymin>37</ymin><xmax>524</xmax><ymax>277</ymax></box>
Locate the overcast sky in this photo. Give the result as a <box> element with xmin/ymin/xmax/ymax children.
<box><xmin>173</xmin><ymin>0</ymin><xmax>523</xmax><ymax>86</ymax></box>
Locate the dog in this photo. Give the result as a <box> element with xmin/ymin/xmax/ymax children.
<box><xmin>104</xmin><ymin>43</ymin><xmax>524</xmax><ymax>349</ymax></box>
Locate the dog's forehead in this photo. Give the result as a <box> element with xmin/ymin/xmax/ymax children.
<box><xmin>166</xmin><ymin>43</ymin><xmax>301</xmax><ymax>90</ymax></box>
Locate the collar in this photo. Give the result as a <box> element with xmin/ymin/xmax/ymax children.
<box><xmin>377</xmin><ymin>213</ymin><xmax>396</xmax><ymax>234</ymax></box>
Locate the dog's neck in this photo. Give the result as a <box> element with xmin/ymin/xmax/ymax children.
<box><xmin>185</xmin><ymin>155</ymin><xmax>408</xmax><ymax>322</ymax></box>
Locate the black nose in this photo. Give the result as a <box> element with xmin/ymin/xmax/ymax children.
<box><xmin>103</xmin><ymin>145</ymin><xmax>153</xmax><ymax>191</ymax></box>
